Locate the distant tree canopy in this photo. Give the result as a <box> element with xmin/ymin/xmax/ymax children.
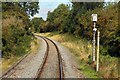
<box><xmin>34</xmin><ymin>2</ymin><xmax>119</xmax><ymax>57</ymax></box>
<box><xmin>72</xmin><ymin>2</ymin><xmax>104</xmax><ymax>15</ymax></box>
<box><xmin>30</xmin><ymin>17</ymin><xmax>44</xmax><ymax>32</ymax></box>
<box><xmin>47</xmin><ymin>4</ymin><xmax>70</xmax><ymax>32</ymax></box>
<box><xmin>31</xmin><ymin>4</ymin><xmax>70</xmax><ymax>33</ymax></box>
<box><xmin>2</xmin><ymin>2</ymin><xmax>39</xmax><ymax>17</ymax></box>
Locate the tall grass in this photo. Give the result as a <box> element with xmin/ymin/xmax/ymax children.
<box><xmin>40</xmin><ymin>32</ymin><xmax>118</xmax><ymax>78</ymax></box>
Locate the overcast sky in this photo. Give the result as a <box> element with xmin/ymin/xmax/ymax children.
<box><xmin>33</xmin><ymin>0</ymin><xmax>119</xmax><ymax>20</ymax></box>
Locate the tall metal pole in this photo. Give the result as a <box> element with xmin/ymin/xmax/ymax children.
<box><xmin>96</xmin><ymin>30</ymin><xmax>100</xmax><ymax>72</ymax></box>
<box><xmin>92</xmin><ymin>22</ymin><xmax>96</xmax><ymax>62</ymax></box>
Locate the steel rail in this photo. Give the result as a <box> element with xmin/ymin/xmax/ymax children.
<box><xmin>1</xmin><ymin>50</ymin><xmax>31</xmax><ymax>79</ymax></box>
<box><xmin>35</xmin><ymin>35</ymin><xmax>64</xmax><ymax>80</ymax></box>
<box><xmin>35</xmin><ymin>36</ymin><xmax>49</xmax><ymax>80</ymax></box>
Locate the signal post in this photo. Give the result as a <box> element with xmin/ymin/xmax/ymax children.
<box><xmin>91</xmin><ymin>14</ymin><xmax>100</xmax><ymax>72</ymax></box>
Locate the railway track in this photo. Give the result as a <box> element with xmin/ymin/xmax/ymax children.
<box><xmin>35</xmin><ymin>36</ymin><xmax>64</xmax><ymax>79</ymax></box>
<box><xmin>1</xmin><ymin>50</ymin><xmax>31</xmax><ymax>78</ymax></box>
<box><xmin>1</xmin><ymin>36</ymin><xmax>64</xmax><ymax>79</ymax></box>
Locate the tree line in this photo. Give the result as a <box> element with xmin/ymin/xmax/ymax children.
<box><xmin>31</xmin><ymin>2</ymin><xmax>120</xmax><ymax>57</ymax></box>
<box><xmin>2</xmin><ymin>2</ymin><xmax>39</xmax><ymax>59</ymax></box>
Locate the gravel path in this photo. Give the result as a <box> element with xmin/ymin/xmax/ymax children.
<box><xmin>51</xmin><ymin>39</ymin><xmax>85</xmax><ymax>78</ymax></box>
<box><xmin>2</xmin><ymin>36</ymin><xmax>85</xmax><ymax>78</ymax></box>
<box><xmin>3</xmin><ymin>36</ymin><xmax>47</xmax><ymax>78</ymax></box>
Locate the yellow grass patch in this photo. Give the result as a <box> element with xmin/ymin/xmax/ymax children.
<box><xmin>2</xmin><ymin>38</ymin><xmax>40</xmax><ymax>73</ymax></box>
<box><xmin>2</xmin><ymin>57</ymin><xmax>20</xmax><ymax>72</ymax></box>
<box><xmin>38</xmin><ymin>32</ymin><xmax>118</xmax><ymax>78</ymax></box>
<box><xmin>30</xmin><ymin>38</ymin><xmax>40</xmax><ymax>54</ymax></box>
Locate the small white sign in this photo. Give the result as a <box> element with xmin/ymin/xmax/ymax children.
<box><xmin>92</xmin><ymin>14</ymin><xmax>97</xmax><ymax>21</ymax></box>
<box><xmin>93</xmin><ymin>28</ymin><xmax>97</xmax><ymax>32</ymax></box>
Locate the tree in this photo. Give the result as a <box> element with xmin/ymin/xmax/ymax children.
<box><xmin>47</xmin><ymin>11</ymin><xmax>54</xmax><ymax>22</ymax></box>
<box><xmin>2</xmin><ymin>2</ymin><xmax>39</xmax><ymax>58</ymax></box>
<box><xmin>72</xmin><ymin>2</ymin><xmax>104</xmax><ymax>15</ymax></box>
<box><xmin>2</xmin><ymin>2</ymin><xmax>39</xmax><ymax>17</ymax></box>
<box><xmin>47</xmin><ymin>4</ymin><xmax>70</xmax><ymax>32</ymax></box>
<box><xmin>30</xmin><ymin>17</ymin><xmax>44</xmax><ymax>32</ymax></box>
<box><xmin>18</xmin><ymin>2</ymin><xmax>39</xmax><ymax>16</ymax></box>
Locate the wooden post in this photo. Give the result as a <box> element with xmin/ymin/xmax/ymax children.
<box><xmin>96</xmin><ymin>30</ymin><xmax>100</xmax><ymax>72</ymax></box>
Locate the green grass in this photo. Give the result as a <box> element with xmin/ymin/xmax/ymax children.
<box><xmin>77</xmin><ymin>59</ymin><xmax>99</xmax><ymax>78</ymax></box>
<box><xmin>39</xmin><ymin>32</ymin><xmax>118</xmax><ymax>78</ymax></box>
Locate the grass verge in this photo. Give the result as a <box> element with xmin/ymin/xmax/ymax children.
<box><xmin>38</xmin><ymin>32</ymin><xmax>118</xmax><ymax>78</ymax></box>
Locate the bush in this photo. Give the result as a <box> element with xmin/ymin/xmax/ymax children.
<box><xmin>2</xmin><ymin>13</ymin><xmax>32</xmax><ymax>59</ymax></box>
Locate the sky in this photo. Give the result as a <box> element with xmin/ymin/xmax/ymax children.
<box><xmin>33</xmin><ymin>0</ymin><xmax>119</xmax><ymax>20</ymax></box>
<box><xmin>33</xmin><ymin>0</ymin><xmax>71</xmax><ymax>20</ymax></box>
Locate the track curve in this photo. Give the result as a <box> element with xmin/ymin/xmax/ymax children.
<box><xmin>35</xmin><ymin>36</ymin><xmax>64</xmax><ymax>79</ymax></box>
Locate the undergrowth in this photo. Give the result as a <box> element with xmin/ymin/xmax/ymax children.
<box><xmin>2</xmin><ymin>38</ymin><xmax>40</xmax><ymax>72</ymax></box>
<box><xmin>39</xmin><ymin>32</ymin><xmax>118</xmax><ymax>78</ymax></box>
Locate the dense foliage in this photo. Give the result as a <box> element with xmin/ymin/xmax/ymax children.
<box><xmin>31</xmin><ymin>2</ymin><xmax>119</xmax><ymax>57</ymax></box>
<box><xmin>30</xmin><ymin>17</ymin><xmax>44</xmax><ymax>32</ymax></box>
<box><xmin>2</xmin><ymin>2</ymin><xmax>39</xmax><ymax>59</ymax></box>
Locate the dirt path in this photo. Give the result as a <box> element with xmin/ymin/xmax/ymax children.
<box><xmin>51</xmin><ymin>39</ymin><xmax>85</xmax><ymax>78</ymax></box>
